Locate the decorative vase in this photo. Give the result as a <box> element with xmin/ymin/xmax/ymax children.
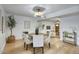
<box><xmin>35</xmin><ymin>28</ymin><xmax>39</xmax><ymax>35</ymax></box>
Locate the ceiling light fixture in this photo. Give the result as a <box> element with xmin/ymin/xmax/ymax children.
<box><xmin>34</xmin><ymin>9</ymin><xmax>43</xmax><ymax>17</ymax></box>
<box><xmin>33</xmin><ymin>6</ymin><xmax>45</xmax><ymax>17</ymax></box>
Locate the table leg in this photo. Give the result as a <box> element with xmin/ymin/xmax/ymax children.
<box><xmin>33</xmin><ymin>48</ymin><xmax>35</xmax><ymax>54</ymax></box>
<box><xmin>26</xmin><ymin>44</ymin><xmax>28</xmax><ymax>50</ymax></box>
<box><xmin>42</xmin><ymin>47</ymin><xmax>44</xmax><ymax>54</ymax></box>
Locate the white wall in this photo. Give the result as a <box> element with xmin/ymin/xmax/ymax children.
<box><xmin>0</xmin><ymin>5</ymin><xmax>6</xmax><ymax>53</ymax></box>
<box><xmin>38</xmin><ymin>21</ymin><xmax>54</xmax><ymax>34</ymax></box>
<box><xmin>61</xmin><ymin>14</ymin><xmax>79</xmax><ymax>46</ymax></box>
<box><xmin>5</xmin><ymin>14</ymin><xmax>38</xmax><ymax>40</ymax></box>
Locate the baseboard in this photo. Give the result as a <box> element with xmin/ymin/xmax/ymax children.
<box><xmin>0</xmin><ymin>41</ymin><xmax>6</xmax><ymax>54</ymax></box>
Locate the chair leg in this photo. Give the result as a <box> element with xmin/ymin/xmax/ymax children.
<box><xmin>42</xmin><ymin>47</ymin><xmax>44</xmax><ymax>54</ymax></box>
<box><xmin>49</xmin><ymin>43</ymin><xmax>51</xmax><ymax>48</ymax></box>
<box><xmin>33</xmin><ymin>48</ymin><xmax>35</xmax><ymax>54</ymax></box>
<box><xmin>26</xmin><ymin>44</ymin><xmax>28</xmax><ymax>50</ymax></box>
<box><xmin>24</xmin><ymin>42</ymin><xmax>26</xmax><ymax>48</ymax></box>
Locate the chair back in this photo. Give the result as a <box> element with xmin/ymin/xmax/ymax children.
<box><xmin>48</xmin><ymin>31</ymin><xmax>52</xmax><ymax>38</ymax></box>
<box><xmin>23</xmin><ymin>33</ymin><xmax>32</xmax><ymax>44</ymax></box>
<box><xmin>33</xmin><ymin>35</ymin><xmax>44</xmax><ymax>47</ymax></box>
<box><xmin>45</xmin><ymin>31</ymin><xmax>52</xmax><ymax>42</ymax></box>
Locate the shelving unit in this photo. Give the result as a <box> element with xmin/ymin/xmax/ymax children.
<box><xmin>63</xmin><ymin>31</ymin><xmax>77</xmax><ymax>46</ymax></box>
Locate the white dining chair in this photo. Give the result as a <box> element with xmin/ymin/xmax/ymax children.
<box><xmin>33</xmin><ymin>35</ymin><xmax>44</xmax><ymax>54</ymax></box>
<box><xmin>45</xmin><ymin>31</ymin><xmax>52</xmax><ymax>48</ymax></box>
<box><xmin>23</xmin><ymin>33</ymin><xmax>32</xmax><ymax>50</ymax></box>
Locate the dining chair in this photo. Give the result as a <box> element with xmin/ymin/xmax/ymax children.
<box><xmin>45</xmin><ymin>31</ymin><xmax>52</xmax><ymax>48</ymax></box>
<box><xmin>33</xmin><ymin>35</ymin><xmax>44</xmax><ymax>54</ymax></box>
<box><xmin>23</xmin><ymin>33</ymin><xmax>32</xmax><ymax>50</ymax></box>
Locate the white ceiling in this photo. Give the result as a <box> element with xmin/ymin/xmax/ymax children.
<box><xmin>2</xmin><ymin>4</ymin><xmax>78</xmax><ymax>18</ymax></box>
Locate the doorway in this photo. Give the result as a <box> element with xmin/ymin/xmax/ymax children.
<box><xmin>55</xmin><ymin>20</ymin><xmax>60</xmax><ymax>38</ymax></box>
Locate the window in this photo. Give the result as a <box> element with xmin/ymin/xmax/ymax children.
<box><xmin>46</xmin><ymin>26</ymin><xmax>51</xmax><ymax>30</ymax></box>
<box><xmin>24</xmin><ymin>21</ymin><xmax>30</xmax><ymax>29</ymax></box>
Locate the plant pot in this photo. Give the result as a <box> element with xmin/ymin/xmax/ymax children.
<box><xmin>6</xmin><ymin>35</ymin><xmax>15</xmax><ymax>43</ymax></box>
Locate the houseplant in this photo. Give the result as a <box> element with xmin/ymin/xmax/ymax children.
<box><xmin>7</xmin><ymin>16</ymin><xmax>16</xmax><ymax>43</ymax></box>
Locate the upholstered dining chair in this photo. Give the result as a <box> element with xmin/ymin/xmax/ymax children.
<box><xmin>23</xmin><ymin>33</ymin><xmax>32</xmax><ymax>50</ymax></box>
<box><xmin>45</xmin><ymin>31</ymin><xmax>52</xmax><ymax>48</ymax></box>
<box><xmin>33</xmin><ymin>35</ymin><xmax>44</xmax><ymax>54</ymax></box>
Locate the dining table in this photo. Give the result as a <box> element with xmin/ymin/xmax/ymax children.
<box><xmin>28</xmin><ymin>33</ymin><xmax>48</xmax><ymax>42</ymax></box>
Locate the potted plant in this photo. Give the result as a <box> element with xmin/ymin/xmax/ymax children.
<box><xmin>7</xmin><ymin>15</ymin><xmax>16</xmax><ymax>43</ymax></box>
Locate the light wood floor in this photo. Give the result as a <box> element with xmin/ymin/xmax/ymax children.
<box><xmin>3</xmin><ymin>38</ymin><xmax>79</xmax><ymax>54</ymax></box>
